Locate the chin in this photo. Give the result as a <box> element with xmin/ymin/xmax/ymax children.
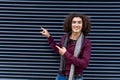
<box><xmin>73</xmin><ymin>30</ymin><xmax>81</xmax><ymax>33</ymax></box>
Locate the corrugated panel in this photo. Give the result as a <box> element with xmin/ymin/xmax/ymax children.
<box><xmin>0</xmin><ymin>0</ymin><xmax>120</xmax><ymax>80</ymax></box>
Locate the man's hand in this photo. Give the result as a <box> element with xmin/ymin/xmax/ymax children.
<box><xmin>56</xmin><ymin>45</ymin><xmax>66</xmax><ymax>55</ymax></box>
<box><xmin>40</xmin><ymin>27</ymin><xmax>50</xmax><ymax>38</ymax></box>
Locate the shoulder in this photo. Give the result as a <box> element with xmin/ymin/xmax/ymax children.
<box><xmin>83</xmin><ymin>37</ymin><xmax>91</xmax><ymax>46</ymax></box>
<box><xmin>61</xmin><ymin>33</ymin><xmax>68</xmax><ymax>40</ymax></box>
<box><xmin>84</xmin><ymin>37</ymin><xmax>91</xmax><ymax>42</ymax></box>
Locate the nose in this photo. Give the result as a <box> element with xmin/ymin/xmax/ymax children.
<box><xmin>74</xmin><ymin>23</ymin><xmax>79</xmax><ymax>27</ymax></box>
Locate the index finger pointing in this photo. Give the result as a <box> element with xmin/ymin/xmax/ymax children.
<box><xmin>41</xmin><ymin>26</ymin><xmax>45</xmax><ymax>30</ymax></box>
<box><xmin>56</xmin><ymin>45</ymin><xmax>61</xmax><ymax>50</ymax></box>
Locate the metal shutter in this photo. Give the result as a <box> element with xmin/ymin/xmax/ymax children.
<box><xmin>0</xmin><ymin>1</ymin><xmax>120</xmax><ymax>80</ymax></box>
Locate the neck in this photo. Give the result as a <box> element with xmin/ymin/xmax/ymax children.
<box><xmin>70</xmin><ymin>32</ymin><xmax>81</xmax><ymax>40</ymax></box>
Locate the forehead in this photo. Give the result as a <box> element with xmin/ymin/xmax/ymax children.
<box><xmin>72</xmin><ymin>17</ymin><xmax>82</xmax><ymax>21</ymax></box>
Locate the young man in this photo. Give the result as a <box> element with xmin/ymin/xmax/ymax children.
<box><xmin>40</xmin><ymin>13</ymin><xmax>91</xmax><ymax>80</ymax></box>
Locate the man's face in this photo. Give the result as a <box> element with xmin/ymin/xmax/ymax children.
<box><xmin>71</xmin><ymin>17</ymin><xmax>83</xmax><ymax>33</ymax></box>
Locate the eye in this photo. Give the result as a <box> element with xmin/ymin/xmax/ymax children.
<box><xmin>78</xmin><ymin>21</ymin><xmax>81</xmax><ymax>24</ymax></box>
<box><xmin>72</xmin><ymin>21</ymin><xmax>76</xmax><ymax>24</ymax></box>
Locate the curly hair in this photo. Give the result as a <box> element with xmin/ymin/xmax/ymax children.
<box><xmin>63</xmin><ymin>13</ymin><xmax>91</xmax><ymax>36</ymax></box>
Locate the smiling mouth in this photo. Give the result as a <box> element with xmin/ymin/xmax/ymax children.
<box><xmin>74</xmin><ymin>28</ymin><xmax>80</xmax><ymax>30</ymax></box>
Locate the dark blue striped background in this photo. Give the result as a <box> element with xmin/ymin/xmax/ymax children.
<box><xmin>0</xmin><ymin>1</ymin><xmax>120</xmax><ymax>80</ymax></box>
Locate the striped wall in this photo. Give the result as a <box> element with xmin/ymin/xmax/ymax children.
<box><xmin>0</xmin><ymin>1</ymin><xmax>120</xmax><ymax>80</ymax></box>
